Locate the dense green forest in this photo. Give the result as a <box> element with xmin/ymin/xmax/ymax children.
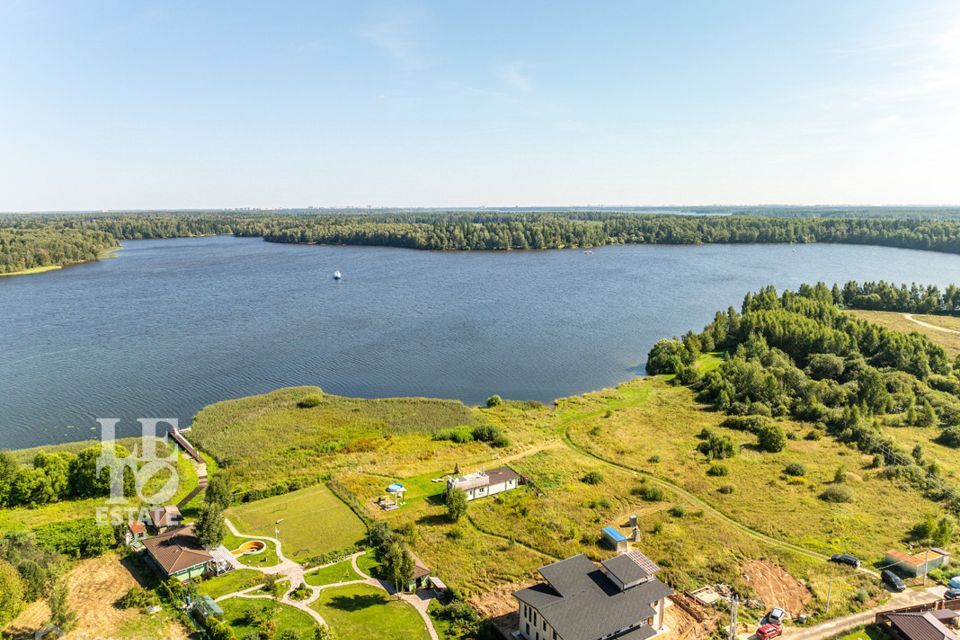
<box><xmin>647</xmin><ymin>282</ymin><xmax>960</xmax><ymax>512</ymax></box>
<box><xmin>7</xmin><ymin>210</ymin><xmax>960</xmax><ymax>274</ymax></box>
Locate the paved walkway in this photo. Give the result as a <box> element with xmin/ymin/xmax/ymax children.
<box><xmin>217</xmin><ymin>520</ymin><xmax>440</xmax><ymax>638</ymax></box>
<box><xmin>779</xmin><ymin>586</ymin><xmax>947</xmax><ymax>640</ymax></box>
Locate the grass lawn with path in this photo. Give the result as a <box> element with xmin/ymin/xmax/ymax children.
<box><xmin>227</xmin><ymin>483</ymin><xmax>367</xmax><ymax>562</ymax></box>
<box><xmin>196</xmin><ymin>569</ymin><xmax>265</xmax><ymax>599</ymax></box>
<box><xmin>220</xmin><ymin>598</ymin><xmax>317</xmax><ymax>638</ymax></box>
<box><xmin>305</xmin><ymin>559</ymin><xmax>363</xmax><ymax>587</ymax></box>
<box><xmin>310</xmin><ymin>583</ymin><xmax>430</xmax><ymax>640</ymax></box>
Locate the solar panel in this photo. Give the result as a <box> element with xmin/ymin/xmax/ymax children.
<box><xmin>625</xmin><ymin>550</ymin><xmax>660</xmax><ymax>576</ymax></box>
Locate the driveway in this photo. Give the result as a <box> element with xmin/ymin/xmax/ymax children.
<box><xmin>779</xmin><ymin>586</ymin><xmax>947</xmax><ymax>640</ymax></box>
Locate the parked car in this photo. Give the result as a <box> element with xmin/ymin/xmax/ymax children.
<box><xmin>949</xmin><ymin>576</ymin><xmax>960</xmax><ymax>589</ymax></box>
<box><xmin>765</xmin><ymin>608</ymin><xmax>787</xmax><ymax>625</ymax></box>
<box><xmin>944</xmin><ymin>588</ymin><xmax>960</xmax><ymax>600</ymax></box>
<box><xmin>882</xmin><ymin>570</ymin><xmax>907</xmax><ymax>592</ymax></box>
<box><xmin>757</xmin><ymin>624</ymin><xmax>783</xmax><ymax>640</ymax></box>
<box><xmin>830</xmin><ymin>554</ymin><xmax>861</xmax><ymax>569</ymax></box>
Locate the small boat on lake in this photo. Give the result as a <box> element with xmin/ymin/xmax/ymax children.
<box><xmin>333</xmin><ymin>270</ymin><xmax>342</xmax><ymax>280</ymax></box>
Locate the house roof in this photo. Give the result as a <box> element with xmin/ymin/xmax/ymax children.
<box><xmin>886</xmin><ymin>612</ymin><xmax>960</xmax><ymax>640</ymax></box>
<box><xmin>128</xmin><ymin>520</ymin><xmax>146</xmax><ymax>535</ymax></box>
<box><xmin>602</xmin><ymin>551</ymin><xmax>661</xmax><ymax>586</ymax></box>
<box><xmin>514</xmin><ymin>554</ymin><xmax>672</xmax><ymax>640</ymax></box>
<box><xmin>448</xmin><ymin>466</ymin><xmax>520</xmax><ymax>492</ymax></box>
<box><xmin>148</xmin><ymin>505</ymin><xmax>182</xmax><ymax>528</ymax></box>
<box><xmin>410</xmin><ymin>551</ymin><xmax>431</xmax><ymax>580</ymax></box>
<box><xmin>142</xmin><ymin>525</ymin><xmax>212</xmax><ymax>575</ymax></box>
<box><xmin>885</xmin><ymin>549</ymin><xmax>950</xmax><ymax>567</ymax></box>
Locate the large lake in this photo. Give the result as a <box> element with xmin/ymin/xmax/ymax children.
<box><xmin>2</xmin><ymin>236</ymin><xmax>959</xmax><ymax>449</ymax></box>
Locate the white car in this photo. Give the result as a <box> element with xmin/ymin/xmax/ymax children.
<box><xmin>765</xmin><ymin>608</ymin><xmax>787</xmax><ymax>625</ymax></box>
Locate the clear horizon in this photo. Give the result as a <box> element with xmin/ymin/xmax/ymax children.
<box><xmin>2</xmin><ymin>1</ymin><xmax>959</xmax><ymax>211</ymax></box>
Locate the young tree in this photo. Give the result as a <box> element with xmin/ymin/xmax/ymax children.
<box><xmin>0</xmin><ymin>451</ymin><xmax>18</xmax><ymax>507</ymax></box>
<box><xmin>48</xmin><ymin>581</ymin><xmax>77</xmax><ymax>631</ymax></box>
<box><xmin>912</xmin><ymin>444</ymin><xmax>925</xmax><ymax>465</ymax></box>
<box><xmin>0</xmin><ymin>559</ymin><xmax>25</xmax><ymax>629</ymax></box>
<box><xmin>33</xmin><ymin>452</ymin><xmax>72</xmax><ymax>502</ymax></box>
<box><xmin>205</xmin><ymin>474</ymin><xmax>233</xmax><ymax>509</ymax></box>
<box><xmin>935</xmin><ymin>516</ymin><xmax>955</xmax><ymax>547</ymax></box>
<box><xmin>445</xmin><ymin>488</ymin><xmax>468</xmax><ymax>522</ymax></box>
<box><xmin>381</xmin><ymin>541</ymin><xmax>414</xmax><ymax>594</ymax></box>
<box><xmin>195</xmin><ymin>503</ymin><xmax>225</xmax><ymax>548</ymax></box>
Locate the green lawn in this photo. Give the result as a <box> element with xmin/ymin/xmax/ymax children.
<box><xmin>227</xmin><ymin>483</ymin><xmax>367</xmax><ymax>562</ymax></box>
<box><xmin>305</xmin><ymin>559</ymin><xmax>363</xmax><ymax>587</ymax></box>
<box><xmin>830</xmin><ymin>624</ymin><xmax>891</xmax><ymax>640</ymax></box>
<box><xmin>196</xmin><ymin>569</ymin><xmax>265</xmax><ymax>599</ymax></box>
<box><xmin>310</xmin><ymin>583</ymin><xmax>429</xmax><ymax>640</ymax></box>
<box><xmin>219</xmin><ymin>598</ymin><xmax>318</xmax><ymax>638</ymax></box>
<box><xmin>356</xmin><ymin>552</ymin><xmax>380</xmax><ymax>577</ymax></box>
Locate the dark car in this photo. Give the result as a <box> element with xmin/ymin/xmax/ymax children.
<box><xmin>882</xmin><ymin>570</ymin><xmax>907</xmax><ymax>592</ymax></box>
<box><xmin>944</xmin><ymin>588</ymin><xmax>960</xmax><ymax>600</ymax></box>
<box><xmin>830</xmin><ymin>554</ymin><xmax>861</xmax><ymax>569</ymax></box>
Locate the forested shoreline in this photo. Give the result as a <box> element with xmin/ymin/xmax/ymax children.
<box><xmin>647</xmin><ymin>281</ymin><xmax>960</xmax><ymax>513</ymax></box>
<box><xmin>7</xmin><ymin>210</ymin><xmax>960</xmax><ymax>274</ymax></box>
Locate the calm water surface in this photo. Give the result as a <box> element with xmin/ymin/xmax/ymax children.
<box><xmin>1</xmin><ymin>236</ymin><xmax>958</xmax><ymax>448</ymax></box>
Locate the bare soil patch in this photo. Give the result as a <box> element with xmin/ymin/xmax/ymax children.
<box><xmin>742</xmin><ymin>560</ymin><xmax>812</xmax><ymax>616</ymax></box>
<box><xmin>4</xmin><ymin>553</ymin><xmax>189</xmax><ymax>640</ymax></box>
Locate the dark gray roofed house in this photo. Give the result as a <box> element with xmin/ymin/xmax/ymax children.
<box><xmin>514</xmin><ymin>552</ymin><xmax>672</xmax><ymax>640</ymax></box>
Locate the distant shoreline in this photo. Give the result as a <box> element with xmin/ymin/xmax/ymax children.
<box><xmin>0</xmin><ymin>246</ymin><xmax>119</xmax><ymax>278</ymax></box>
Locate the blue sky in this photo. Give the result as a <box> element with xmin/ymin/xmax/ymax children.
<box><xmin>1</xmin><ymin>1</ymin><xmax>958</xmax><ymax>210</ymax></box>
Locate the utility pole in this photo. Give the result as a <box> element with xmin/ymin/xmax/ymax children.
<box><xmin>729</xmin><ymin>595</ymin><xmax>739</xmax><ymax>640</ymax></box>
<box><xmin>923</xmin><ymin>546</ymin><xmax>930</xmax><ymax>587</ymax></box>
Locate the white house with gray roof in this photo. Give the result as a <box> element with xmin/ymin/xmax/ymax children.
<box><xmin>513</xmin><ymin>551</ymin><xmax>672</xmax><ymax>640</ymax></box>
<box><xmin>446</xmin><ymin>466</ymin><xmax>521</xmax><ymax>501</ymax></box>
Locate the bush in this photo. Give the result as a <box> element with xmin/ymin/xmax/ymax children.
<box><xmin>648</xmin><ymin>455</ymin><xmax>661</xmax><ymax>463</ymax></box>
<box><xmin>707</xmin><ymin>464</ymin><xmax>729</xmax><ymax>477</ymax></box>
<box><xmin>668</xmin><ymin>505</ymin><xmax>686</xmax><ymax>518</ymax></box>
<box><xmin>486</xmin><ymin>395</ymin><xmax>503</xmax><ymax>408</ymax></box>
<box><xmin>718</xmin><ymin>485</ymin><xmax>735</xmax><ymax>494</ymax></box>
<box><xmin>757</xmin><ymin>424</ymin><xmax>787</xmax><ymax>453</ymax></box>
<box><xmin>471</xmin><ymin>424</ymin><xmax>508</xmax><ymax>447</ymax></box>
<box><xmin>297</xmin><ymin>394</ymin><xmax>323</xmax><ymax>408</ymax></box>
<box><xmin>721</xmin><ymin>415</ymin><xmax>774</xmax><ymax>433</ymax></box>
<box><xmin>118</xmin><ymin>586</ymin><xmax>158</xmax><ymax>610</ymax></box>
<box><xmin>784</xmin><ymin>463</ymin><xmax>806</xmax><ymax>477</ymax></box>
<box><xmin>804</xmin><ymin>429</ymin><xmax>822</xmax><ymax>441</ymax></box>
<box><xmin>34</xmin><ymin>518</ymin><xmax>115</xmax><ymax>558</ymax></box>
<box><xmin>937</xmin><ymin>427</ymin><xmax>960</xmax><ymax>448</ymax></box>
<box><xmin>697</xmin><ymin>431</ymin><xmax>736</xmax><ymax>460</ymax></box>
<box><xmin>634</xmin><ymin>485</ymin><xmax>665</xmax><ymax>501</ymax></box>
<box><xmin>432</xmin><ymin>427</ymin><xmax>474</xmax><ymax>444</ymax></box>
<box><xmin>581</xmin><ymin>471</ymin><xmax>604</xmax><ymax>485</ymax></box>
<box><xmin>820</xmin><ymin>485</ymin><xmax>854</xmax><ymax>503</ymax></box>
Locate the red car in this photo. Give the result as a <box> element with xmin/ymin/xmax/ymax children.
<box><xmin>757</xmin><ymin>624</ymin><xmax>783</xmax><ymax>640</ymax></box>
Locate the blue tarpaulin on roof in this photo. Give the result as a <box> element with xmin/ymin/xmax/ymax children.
<box><xmin>386</xmin><ymin>484</ymin><xmax>405</xmax><ymax>493</ymax></box>
<box><xmin>602</xmin><ymin>526</ymin><xmax>627</xmax><ymax>542</ymax></box>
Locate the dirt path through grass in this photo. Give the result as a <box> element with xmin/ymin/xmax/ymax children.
<box><xmin>904</xmin><ymin>313</ymin><xmax>960</xmax><ymax>334</ymax></box>
<box><xmin>555</xmin><ymin>394</ymin><xmax>841</xmax><ymax>565</ymax></box>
